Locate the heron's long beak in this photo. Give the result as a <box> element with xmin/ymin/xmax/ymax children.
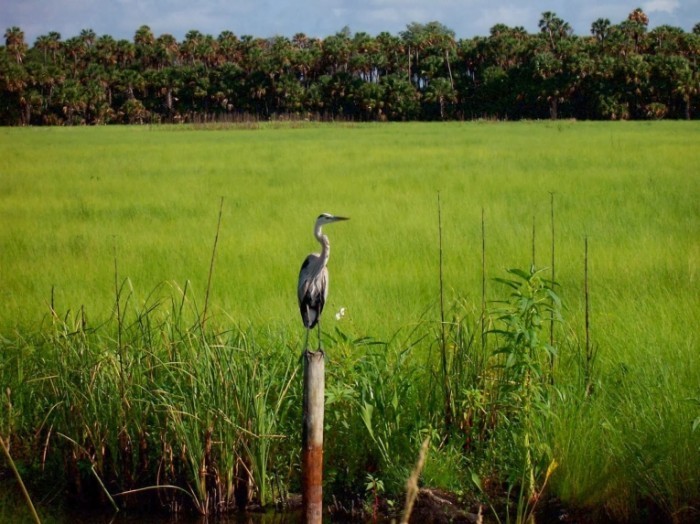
<box><xmin>332</xmin><ymin>216</ymin><xmax>350</xmax><ymax>222</ymax></box>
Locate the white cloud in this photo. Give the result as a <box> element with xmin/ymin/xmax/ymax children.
<box><xmin>643</xmin><ymin>0</ymin><xmax>680</xmax><ymax>14</ymax></box>
<box><xmin>475</xmin><ymin>5</ymin><xmax>539</xmax><ymax>34</ymax></box>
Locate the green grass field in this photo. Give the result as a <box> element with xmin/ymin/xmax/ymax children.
<box><xmin>1</xmin><ymin>121</ymin><xmax>699</xmax><ymax>521</ymax></box>
<box><xmin>2</xmin><ymin>122</ymin><xmax>697</xmax><ymax>334</ymax></box>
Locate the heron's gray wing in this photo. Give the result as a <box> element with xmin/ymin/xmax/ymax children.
<box><xmin>305</xmin><ymin>267</ymin><xmax>328</xmax><ymax>328</ymax></box>
<box><xmin>297</xmin><ymin>254</ymin><xmax>327</xmax><ymax>328</ymax></box>
<box><xmin>298</xmin><ymin>254</ymin><xmax>316</xmax><ymax>305</ymax></box>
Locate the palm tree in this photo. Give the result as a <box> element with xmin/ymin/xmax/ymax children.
<box><xmin>200</xmin><ymin>34</ymin><xmax>220</xmax><ymax>70</ymax></box>
<box><xmin>591</xmin><ymin>18</ymin><xmax>611</xmax><ymax>43</ymax></box>
<box><xmin>424</xmin><ymin>77</ymin><xmax>456</xmax><ymax>119</ymax></box>
<box><xmin>0</xmin><ymin>60</ymin><xmax>29</xmax><ymax>124</ymax></box>
<box><xmin>381</xmin><ymin>74</ymin><xmax>419</xmax><ymax>120</ymax></box>
<box><xmin>672</xmin><ymin>61</ymin><xmax>698</xmax><ymax>119</ymax></box>
<box><xmin>134</xmin><ymin>25</ymin><xmax>155</xmax><ymax>68</ymax></box>
<box><xmin>64</xmin><ymin>36</ymin><xmax>85</xmax><ymax>76</ymax></box>
<box><xmin>182</xmin><ymin>30</ymin><xmax>205</xmax><ymax>66</ymax></box>
<box><xmin>350</xmin><ymin>32</ymin><xmax>373</xmax><ymax>83</ymax></box>
<box><xmin>322</xmin><ymin>29</ymin><xmax>352</xmax><ymax>76</ymax></box>
<box><xmin>146</xmin><ymin>66</ymin><xmax>181</xmax><ymax>118</ymax></box>
<box><xmin>79</xmin><ymin>28</ymin><xmax>96</xmax><ymax>48</ymax></box>
<box><xmin>622</xmin><ymin>8</ymin><xmax>649</xmax><ymax>54</ymax></box>
<box><xmin>155</xmin><ymin>34</ymin><xmax>179</xmax><ymax>69</ymax></box>
<box><xmin>56</xmin><ymin>78</ymin><xmax>86</xmax><ymax>124</ymax></box>
<box><xmin>4</xmin><ymin>26</ymin><xmax>28</xmax><ymax>64</ymax></box>
<box><xmin>83</xmin><ymin>63</ymin><xmax>110</xmax><ymax>123</ymax></box>
<box><xmin>401</xmin><ymin>21</ymin><xmax>456</xmax><ymax>94</ymax></box>
<box><xmin>535</xmin><ymin>12</ymin><xmax>575</xmax><ymax>119</ymax></box>
<box><xmin>375</xmin><ymin>32</ymin><xmax>404</xmax><ymax>78</ymax></box>
<box><xmin>538</xmin><ymin>11</ymin><xmax>572</xmax><ymax>52</ymax></box>
<box><xmin>35</xmin><ymin>34</ymin><xmax>52</xmax><ymax>63</ymax></box>
<box><xmin>292</xmin><ymin>33</ymin><xmax>321</xmax><ymax>88</ymax></box>
<box><xmin>115</xmin><ymin>39</ymin><xmax>136</xmax><ymax>69</ymax></box>
<box><xmin>218</xmin><ymin>31</ymin><xmax>239</xmax><ymax>63</ymax></box>
<box><xmin>96</xmin><ymin>35</ymin><xmax>117</xmax><ymax>67</ymax></box>
<box><xmin>46</xmin><ymin>32</ymin><xmax>62</xmax><ymax>63</ymax></box>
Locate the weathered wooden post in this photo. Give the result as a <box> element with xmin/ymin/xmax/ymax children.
<box><xmin>302</xmin><ymin>349</ymin><xmax>325</xmax><ymax>523</ymax></box>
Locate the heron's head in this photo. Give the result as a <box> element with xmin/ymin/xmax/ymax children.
<box><xmin>316</xmin><ymin>213</ymin><xmax>350</xmax><ymax>226</ymax></box>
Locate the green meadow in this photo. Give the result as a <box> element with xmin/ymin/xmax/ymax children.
<box><xmin>1</xmin><ymin>121</ymin><xmax>699</xmax><ymax>522</ymax></box>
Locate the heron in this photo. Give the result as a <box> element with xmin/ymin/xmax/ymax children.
<box><xmin>297</xmin><ymin>213</ymin><xmax>349</xmax><ymax>351</ymax></box>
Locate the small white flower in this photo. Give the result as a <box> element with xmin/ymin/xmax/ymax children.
<box><xmin>335</xmin><ymin>307</ymin><xmax>346</xmax><ymax>321</ymax></box>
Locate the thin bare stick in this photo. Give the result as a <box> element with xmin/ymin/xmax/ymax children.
<box><xmin>113</xmin><ymin>246</ymin><xmax>125</xmax><ymax>403</ymax></box>
<box><xmin>437</xmin><ymin>192</ymin><xmax>451</xmax><ymax>434</ymax></box>
<box><xmin>113</xmin><ymin>484</ymin><xmax>198</xmax><ymax>501</ymax></box>
<box><xmin>90</xmin><ymin>464</ymin><xmax>119</xmax><ymax>513</ymax></box>
<box><xmin>549</xmin><ymin>192</ymin><xmax>556</xmax><ymax>378</ymax></box>
<box><xmin>49</xmin><ymin>285</ymin><xmax>56</xmax><ymax>321</ymax></box>
<box><xmin>584</xmin><ymin>236</ymin><xmax>593</xmax><ymax>396</ymax></box>
<box><xmin>481</xmin><ymin>208</ymin><xmax>487</xmax><ymax>361</ymax></box>
<box><xmin>531</xmin><ymin>214</ymin><xmax>536</xmax><ymax>270</ymax></box>
<box><xmin>202</xmin><ymin>197</ymin><xmax>224</xmax><ymax>333</ymax></box>
<box><xmin>401</xmin><ymin>437</ymin><xmax>430</xmax><ymax>524</ymax></box>
<box><xmin>1</xmin><ymin>435</ymin><xmax>42</xmax><ymax>523</ymax></box>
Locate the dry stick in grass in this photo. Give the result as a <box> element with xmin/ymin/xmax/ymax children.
<box><xmin>532</xmin><ymin>214</ymin><xmax>536</xmax><ymax>269</ymax></box>
<box><xmin>1</xmin><ymin>435</ymin><xmax>42</xmax><ymax>524</ymax></box>
<box><xmin>481</xmin><ymin>208</ymin><xmax>486</xmax><ymax>358</ymax></box>
<box><xmin>549</xmin><ymin>192</ymin><xmax>556</xmax><ymax>381</ymax></box>
<box><xmin>549</xmin><ymin>193</ymin><xmax>556</xmax><ymax>347</ymax></box>
<box><xmin>401</xmin><ymin>437</ymin><xmax>430</xmax><ymax>524</ymax></box>
<box><xmin>113</xmin><ymin>248</ymin><xmax>124</xmax><ymax>401</ymax></box>
<box><xmin>584</xmin><ymin>236</ymin><xmax>595</xmax><ymax>396</ymax></box>
<box><xmin>202</xmin><ymin>196</ymin><xmax>224</xmax><ymax>334</ymax></box>
<box><xmin>437</xmin><ymin>193</ymin><xmax>452</xmax><ymax>434</ymax></box>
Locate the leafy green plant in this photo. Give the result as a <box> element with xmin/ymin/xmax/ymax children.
<box><xmin>365</xmin><ymin>473</ymin><xmax>385</xmax><ymax>521</ymax></box>
<box><xmin>488</xmin><ymin>267</ymin><xmax>561</xmax><ymax>523</ymax></box>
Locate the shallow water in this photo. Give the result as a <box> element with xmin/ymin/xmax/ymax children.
<box><xmin>0</xmin><ymin>485</ymin><xmax>306</xmax><ymax>524</ymax></box>
<box><xmin>7</xmin><ymin>505</ymin><xmax>307</xmax><ymax>524</ymax></box>
<box><xmin>2</xmin><ymin>482</ymin><xmax>390</xmax><ymax>523</ymax></box>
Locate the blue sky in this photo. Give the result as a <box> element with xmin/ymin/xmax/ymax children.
<box><xmin>3</xmin><ymin>0</ymin><xmax>699</xmax><ymax>45</ymax></box>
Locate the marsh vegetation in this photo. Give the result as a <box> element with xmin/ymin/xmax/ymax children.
<box><xmin>0</xmin><ymin>122</ymin><xmax>698</xmax><ymax>522</ymax></box>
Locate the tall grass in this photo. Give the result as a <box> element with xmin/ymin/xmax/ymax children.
<box><xmin>1</xmin><ymin>122</ymin><xmax>697</xmax><ymax>336</ymax></box>
<box><xmin>1</xmin><ymin>279</ymin><xmax>300</xmax><ymax>516</ymax></box>
<box><xmin>1</xmin><ymin>121</ymin><xmax>699</xmax><ymax>520</ymax></box>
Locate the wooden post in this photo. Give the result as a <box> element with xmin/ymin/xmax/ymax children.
<box><xmin>302</xmin><ymin>349</ymin><xmax>325</xmax><ymax>523</ymax></box>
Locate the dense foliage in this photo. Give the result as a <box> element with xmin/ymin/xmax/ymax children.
<box><xmin>1</xmin><ymin>8</ymin><xmax>699</xmax><ymax>124</ymax></box>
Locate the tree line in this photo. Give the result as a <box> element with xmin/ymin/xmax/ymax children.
<box><xmin>1</xmin><ymin>8</ymin><xmax>699</xmax><ymax>125</ymax></box>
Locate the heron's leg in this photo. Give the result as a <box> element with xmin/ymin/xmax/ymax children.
<box><xmin>303</xmin><ymin>328</ymin><xmax>310</xmax><ymax>351</ymax></box>
<box><xmin>317</xmin><ymin>321</ymin><xmax>322</xmax><ymax>351</ymax></box>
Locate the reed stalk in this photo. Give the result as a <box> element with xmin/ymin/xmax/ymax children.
<box><xmin>437</xmin><ymin>192</ymin><xmax>452</xmax><ymax>435</ymax></box>
<box><xmin>202</xmin><ymin>196</ymin><xmax>224</xmax><ymax>334</ymax></box>
<box><xmin>0</xmin><ymin>435</ymin><xmax>41</xmax><ymax>523</ymax></box>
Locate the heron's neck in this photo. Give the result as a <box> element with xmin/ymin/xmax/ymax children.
<box><xmin>314</xmin><ymin>225</ymin><xmax>330</xmax><ymax>264</ymax></box>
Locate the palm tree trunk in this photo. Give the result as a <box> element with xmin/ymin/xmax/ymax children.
<box><xmin>550</xmin><ymin>97</ymin><xmax>558</xmax><ymax>120</ymax></box>
<box><xmin>444</xmin><ymin>49</ymin><xmax>454</xmax><ymax>90</ymax></box>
